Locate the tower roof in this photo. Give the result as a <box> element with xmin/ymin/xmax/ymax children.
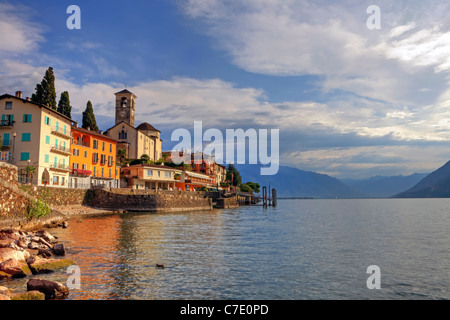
<box><xmin>115</xmin><ymin>89</ymin><xmax>136</xmax><ymax>97</ymax></box>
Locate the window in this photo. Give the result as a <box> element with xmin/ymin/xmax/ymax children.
<box><xmin>2</xmin><ymin>114</ymin><xmax>13</xmax><ymax>124</ymax></box>
<box><xmin>93</xmin><ymin>166</ymin><xmax>96</xmax><ymax>177</ymax></box>
<box><xmin>61</xmin><ymin>177</ymin><xmax>65</xmax><ymax>186</ymax></box>
<box><xmin>84</xmin><ymin>151</ymin><xmax>87</xmax><ymax>158</ymax></box>
<box><xmin>44</xmin><ymin>116</ymin><xmax>51</xmax><ymax>125</ymax></box>
<box><xmin>101</xmin><ymin>168</ymin><xmax>104</xmax><ymax>177</ymax></box>
<box><xmin>100</xmin><ymin>154</ymin><xmax>106</xmax><ymax>165</ymax></box>
<box><xmin>45</xmin><ymin>135</ymin><xmax>50</xmax><ymax>144</ymax></box>
<box><xmin>20</xmin><ymin>152</ymin><xmax>30</xmax><ymax>161</ymax></box>
<box><xmin>164</xmin><ymin>171</ymin><xmax>171</xmax><ymax>178</ymax></box>
<box><xmin>73</xmin><ymin>163</ymin><xmax>79</xmax><ymax>169</ymax></box>
<box><xmin>108</xmin><ymin>155</ymin><xmax>113</xmax><ymax>166</ymax></box>
<box><xmin>21</xmin><ymin>133</ymin><xmax>31</xmax><ymax>142</ymax></box>
<box><xmin>93</xmin><ymin>139</ymin><xmax>98</xmax><ymax>149</ymax></box>
<box><xmin>44</xmin><ymin>154</ymin><xmax>49</xmax><ymax>163</ymax></box>
<box><xmin>5</xmin><ymin>101</ymin><xmax>12</xmax><ymax>110</ymax></box>
<box><xmin>53</xmin><ymin>176</ymin><xmax>59</xmax><ymax>185</ymax></box>
<box><xmin>82</xmin><ymin>164</ymin><xmax>87</xmax><ymax>170</ymax></box>
<box><xmin>119</xmin><ymin>130</ymin><xmax>127</xmax><ymax>140</ymax></box>
<box><xmin>23</xmin><ymin>114</ymin><xmax>32</xmax><ymax>123</ymax></box>
<box><xmin>157</xmin><ymin>171</ymin><xmax>161</xmax><ymax>177</ymax></box>
<box><xmin>110</xmin><ymin>143</ymin><xmax>112</xmax><ymax>153</ymax></box>
<box><xmin>102</xmin><ymin>141</ymin><xmax>105</xmax><ymax>151</ymax></box>
<box><xmin>73</xmin><ymin>149</ymin><xmax>79</xmax><ymax>156</ymax></box>
<box><xmin>93</xmin><ymin>153</ymin><xmax>99</xmax><ymax>163</ymax></box>
<box><xmin>147</xmin><ymin>170</ymin><xmax>153</xmax><ymax>176</ymax></box>
<box><xmin>109</xmin><ymin>168</ymin><xmax>112</xmax><ymax>178</ymax></box>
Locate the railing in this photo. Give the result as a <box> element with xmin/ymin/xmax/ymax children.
<box><xmin>50</xmin><ymin>145</ymin><xmax>71</xmax><ymax>154</ymax></box>
<box><xmin>49</xmin><ymin>163</ymin><xmax>71</xmax><ymax>171</ymax></box>
<box><xmin>51</xmin><ymin>126</ymin><xmax>72</xmax><ymax>138</ymax></box>
<box><xmin>0</xmin><ymin>120</ymin><xmax>13</xmax><ymax>127</ymax></box>
<box><xmin>73</xmin><ymin>140</ymin><xmax>90</xmax><ymax>147</ymax></box>
<box><xmin>1</xmin><ymin>140</ymin><xmax>13</xmax><ymax>147</ymax></box>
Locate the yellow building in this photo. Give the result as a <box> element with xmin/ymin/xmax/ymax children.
<box><xmin>106</xmin><ymin>89</ymin><xmax>162</xmax><ymax>161</ymax></box>
<box><xmin>121</xmin><ymin>164</ymin><xmax>181</xmax><ymax>190</ymax></box>
<box><xmin>0</xmin><ymin>91</ymin><xmax>73</xmax><ymax>187</ymax></box>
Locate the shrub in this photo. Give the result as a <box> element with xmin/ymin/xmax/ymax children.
<box><xmin>27</xmin><ymin>200</ymin><xmax>51</xmax><ymax>220</ymax></box>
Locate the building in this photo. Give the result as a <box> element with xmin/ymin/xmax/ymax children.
<box><xmin>0</xmin><ymin>91</ymin><xmax>73</xmax><ymax>187</ymax></box>
<box><xmin>69</xmin><ymin>126</ymin><xmax>120</xmax><ymax>189</ymax></box>
<box><xmin>176</xmin><ymin>170</ymin><xmax>216</xmax><ymax>191</ymax></box>
<box><xmin>121</xmin><ymin>163</ymin><xmax>181</xmax><ymax>190</ymax></box>
<box><xmin>106</xmin><ymin>89</ymin><xmax>162</xmax><ymax>161</ymax></box>
<box><xmin>162</xmin><ymin>151</ymin><xmax>227</xmax><ymax>188</ymax></box>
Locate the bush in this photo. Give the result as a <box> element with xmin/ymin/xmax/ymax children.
<box><xmin>27</xmin><ymin>200</ymin><xmax>51</xmax><ymax>220</ymax></box>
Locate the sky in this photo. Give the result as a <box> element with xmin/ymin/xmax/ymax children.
<box><xmin>2</xmin><ymin>0</ymin><xmax>450</xmax><ymax>179</ymax></box>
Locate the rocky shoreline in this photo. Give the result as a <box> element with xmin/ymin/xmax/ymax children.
<box><xmin>0</xmin><ymin>225</ymin><xmax>76</xmax><ymax>300</ymax></box>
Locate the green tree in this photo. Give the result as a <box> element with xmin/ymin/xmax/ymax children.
<box><xmin>31</xmin><ymin>67</ymin><xmax>57</xmax><ymax>110</ymax></box>
<box><xmin>140</xmin><ymin>154</ymin><xmax>150</xmax><ymax>164</ymax></box>
<box><xmin>226</xmin><ymin>164</ymin><xmax>242</xmax><ymax>187</ymax></box>
<box><xmin>239</xmin><ymin>184</ymin><xmax>253</xmax><ymax>193</ymax></box>
<box><xmin>244</xmin><ymin>182</ymin><xmax>260</xmax><ymax>193</ymax></box>
<box><xmin>57</xmin><ymin>91</ymin><xmax>72</xmax><ymax>118</ymax></box>
<box><xmin>117</xmin><ymin>149</ymin><xmax>127</xmax><ymax>164</ymax></box>
<box><xmin>82</xmin><ymin>101</ymin><xmax>99</xmax><ymax>132</ymax></box>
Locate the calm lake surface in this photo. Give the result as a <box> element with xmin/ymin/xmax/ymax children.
<box><xmin>4</xmin><ymin>198</ymin><xmax>450</xmax><ymax>300</ymax></box>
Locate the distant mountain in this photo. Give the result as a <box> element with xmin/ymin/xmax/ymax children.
<box><xmin>342</xmin><ymin>173</ymin><xmax>428</xmax><ymax>198</ymax></box>
<box><xmin>236</xmin><ymin>165</ymin><xmax>364</xmax><ymax>199</ymax></box>
<box><xmin>393</xmin><ymin>161</ymin><xmax>450</xmax><ymax>198</ymax></box>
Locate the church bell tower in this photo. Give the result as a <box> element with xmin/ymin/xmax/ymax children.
<box><xmin>115</xmin><ymin>89</ymin><xmax>136</xmax><ymax>127</ymax></box>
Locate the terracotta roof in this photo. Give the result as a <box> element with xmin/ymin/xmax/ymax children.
<box><xmin>72</xmin><ymin>126</ymin><xmax>118</xmax><ymax>142</ymax></box>
<box><xmin>136</xmin><ymin>122</ymin><xmax>161</xmax><ymax>132</ymax></box>
<box><xmin>115</xmin><ymin>89</ymin><xmax>134</xmax><ymax>95</ymax></box>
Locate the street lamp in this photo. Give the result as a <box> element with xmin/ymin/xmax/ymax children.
<box><xmin>12</xmin><ymin>132</ymin><xmax>16</xmax><ymax>164</ymax></box>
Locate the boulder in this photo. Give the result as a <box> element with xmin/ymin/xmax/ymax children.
<box><xmin>53</xmin><ymin>243</ymin><xmax>66</xmax><ymax>256</ymax></box>
<box><xmin>0</xmin><ymin>285</ymin><xmax>11</xmax><ymax>296</ymax></box>
<box><xmin>28</xmin><ymin>258</ymin><xmax>76</xmax><ymax>274</ymax></box>
<box><xmin>62</xmin><ymin>221</ymin><xmax>69</xmax><ymax>228</ymax></box>
<box><xmin>35</xmin><ymin>230</ymin><xmax>56</xmax><ymax>243</ymax></box>
<box><xmin>0</xmin><ymin>258</ymin><xmax>32</xmax><ymax>278</ymax></box>
<box><xmin>28</xmin><ymin>241</ymin><xmax>39</xmax><ymax>250</ymax></box>
<box><xmin>27</xmin><ymin>279</ymin><xmax>69</xmax><ymax>299</ymax></box>
<box><xmin>10</xmin><ymin>290</ymin><xmax>45</xmax><ymax>300</ymax></box>
<box><xmin>0</xmin><ymin>247</ymin><xmax>25</xmax><ymax>263</ymax></box>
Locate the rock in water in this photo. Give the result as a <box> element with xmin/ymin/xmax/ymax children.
<box><xmin>27</xmin><ymin>279</ymin><xmax>69</xmax><ymax>299</ymax></box>
<box><xmin>53</xmin><ymin>243</ymin><xmax>66</xmax><ymax>256</ymax></box>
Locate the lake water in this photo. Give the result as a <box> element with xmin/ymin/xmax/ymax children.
<box><xmin>3</xmin><ymin>198</ymin><xmax>450</xmax><ymax>300</ymax></box>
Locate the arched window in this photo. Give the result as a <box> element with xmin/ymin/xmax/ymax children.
<box><xmin>119</xmin><ymin>130</ymin><xmax>127</xmax><ymax>140</ymax></box>
<box><xmin>121</xmin><ymin>97</ymin><xmax>127</xmax><ymax>108</ymax></box>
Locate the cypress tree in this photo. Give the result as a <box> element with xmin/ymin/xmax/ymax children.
<box><xmin>31</xmin><ymin>67</ymin><xmax>57</xmax><ymax>110</ymax></box>
<box><xmin>82</xmin><ymin>101</ymin><xmax>99</xmax><ymax>132</ymax></box>
<box><xmin>57</xmin><ymin>91</ymin><xmax>72</xmax><ymax>118</ymax></box>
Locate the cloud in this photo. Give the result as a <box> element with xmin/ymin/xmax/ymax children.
<box><xmin>0</xmin><ymin>2</ymin><xmax>44</xmax><ymax>54</ymax></box>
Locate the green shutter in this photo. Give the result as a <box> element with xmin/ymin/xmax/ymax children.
<box><xmin>22</xmin><ymin>133</ymin><xmax>31</xmax><ymax>142</ymax></box>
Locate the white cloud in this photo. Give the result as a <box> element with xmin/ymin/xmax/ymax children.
<box><xmin>0</xmin><ymin>3</ymin><xmax>44</xmax><ymax>54</ymax></box>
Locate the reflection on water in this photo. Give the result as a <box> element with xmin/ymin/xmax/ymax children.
<box><xmin>3</xmin><ymin>199</ymin><xmax>450</xmax><ymax>300</ymax></box>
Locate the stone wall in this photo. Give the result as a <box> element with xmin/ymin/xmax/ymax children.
<box><xmin>0</xmin><ymin>162</ymin><xmax>33</xmax><ymax>218</ymax></box>
<box><xmin>85</xmin><ymin>188</ymin><xmax>212</xmax><ymax>212</ymax></box>
<box><xmin>19</xmin><ymin>185</ymin><xmax>89</xmax><ymax>207</ymax></box>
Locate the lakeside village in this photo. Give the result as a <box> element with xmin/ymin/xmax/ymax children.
<box><xmin>0</xmin><ymin>68</ymin><xmax>262</xmax><ymax>220</ymax></box>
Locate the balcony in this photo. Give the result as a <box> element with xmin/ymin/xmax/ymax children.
<box><xmin>73</xmin><ymin>140</ymin><xmax>90</xmax><ymax>148</ymax></box>
<box><xmin>1</xmin><ymin>140</ymin><xmax>12</xmax><ymax>150</ymax></box>
<box><xmin>50</xmin><ymin>145</ymin><xmax>71</xmax><ymax>156</ymax></box>
<box><xmin>0</xmin><ymin>120</ymin><xmax>13</xmax><ymax>129</ymax></box>
<box><xmin>51</xmin><ymin>126</ymin><xmax>72</xmax><ymax>139</ymax></box>
<box><xmin>49</xmin><ymin>163</ymin><xmax>71</xmax><ymax>172</ymax></box>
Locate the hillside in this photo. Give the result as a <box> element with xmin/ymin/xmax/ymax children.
<box><xmin>393</xmin><ymin>161</ymin><xmax>450</xmax><ymax>198</ymax></box>
<box><xmin>236</xmin><ymin>165</ymin><xmax>364</xmax><ymax>199</ymax></box>
<box><xmin>343</xmin><ymin>173</ymin><xmax>428</xmax><ymax>198</ymax></box>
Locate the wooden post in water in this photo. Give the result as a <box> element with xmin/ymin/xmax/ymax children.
<box><xmin>262</xmin><ymin>186</ymin><xmax>267</xmax><ymax>208</ymax></box>
<box><xmin>272</xmin><ymin>188</ymin><xmax>277</xmax><ymax>208</ymax></box>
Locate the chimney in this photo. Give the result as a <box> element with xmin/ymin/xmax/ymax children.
<box><xmin>26</xmin><ymin>97</ymin><xmax>30</xmax><ymax>101</ymax></box>
<box><xmin>87</xmin><ymin>126</ymin><xmax>91</xmax><ymax>131</ymax></box>
<box><xmin>15</xmin><ymin>91</ymin><xmax>22</xmax><ymax>98</ymax></box>
<box><xmin>99</xmin><ymin>130</ymin><xmax>103</xmax><ymax>135</ymax></box>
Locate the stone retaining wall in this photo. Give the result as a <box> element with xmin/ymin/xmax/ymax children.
<box><xmin>0</xmin><ymin>162</ymin><xmax>33</xmax><ymax>218</ymax></box>
<box><xmin>85</xmin><ymin>189</ymin><xmax>212</xmax><ymax>212</ymax></box>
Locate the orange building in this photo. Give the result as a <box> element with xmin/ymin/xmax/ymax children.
<box><xmin>69</xmin><ymin>126</ymin><xmax>120</xmax><ymax>189</ymax></box>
